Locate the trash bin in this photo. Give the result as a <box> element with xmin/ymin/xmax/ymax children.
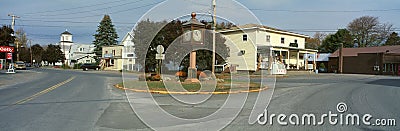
<box><xmin>315</xmin><ymin>69</ymin><xmax>318</xmax><ymax>74</ymax></box>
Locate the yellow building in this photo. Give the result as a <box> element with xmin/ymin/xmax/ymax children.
<box><xmin>219</xmin><ymin>24</ymin><xmax>318</xmax><ymax>71</ymax></box>
<box><xmin>101</xmin><ymin>45</ymin><xmax>124</xmax><ymax>70</ymax></box>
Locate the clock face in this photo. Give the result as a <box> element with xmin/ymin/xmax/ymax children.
<box><xmin>193</xmin><ymin>30</ymin><xmax>202</xmax><ymax>42</ymax></box>
<box><xmin>183</xmin><ymin>31</ymin><xmax>191</xmax><ymax>42</ymax></box>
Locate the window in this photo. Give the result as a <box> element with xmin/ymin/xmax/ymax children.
<box><xmin>266</xmin><ymin>35</ymin><xmax>270</xmax><ymax>42</ymax></box>
<box><xmin>127</xmin><ymin>54</ymin><xmax>134</xmax><ymax>57</ymax></box>
<box><xmin>281</xmin><ymin>37</ymin><xmax>285</xmax><ymax>44</ymax></box>
<box><xmin>112</xmin><ymin>50</ymin><xmax>116</xmax><ymax>56</ymax></box>
<box><xmin>86</xmin><ymin>60</ymin><xmax>90</xmax><ymax>63</ymax></box>
<box><xmin>243</xmin><ymin>34</ymin><xmax>248</xmax><ymax>41</ymax></box>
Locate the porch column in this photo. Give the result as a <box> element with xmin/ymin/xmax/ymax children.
<box><xmin>296</xmin><ymin>51</ymin><xmax>300</xmax><ymax>70</ymax></box>
<box><xmin>269</xmin><ymin>48</ymin><xmax>273</xmax><ymax>74</ymax></box>
<box><xmin>279</xmin><ymin>49</ymin><xmax>282</xmax><ymax>62</ymax></box>
<box><xmin>305</xmin><ymin>52</ymin><xmax>308</xmax><ymax>70</ymax></box>
<box><xmin>313</xmin><ymin>53</ymin><xmax>317</xmax><ymax>71</ymax></box>
<box><xmin>287</xmin><ymin>51</ymin><xmax>290</xmax><ymax>69</ymax></box>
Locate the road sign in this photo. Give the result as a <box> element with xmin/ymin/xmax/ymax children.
<box><xmin>6</xmin><ymin>53</ymin><xmax>12</xmax><ymax>60</ymax></box>
<box><xmin>156</xmin><ymin>54</ymin><xmax>165</xmax><ymax>60</ymax></box>
<box><xmin>156</xmin><ymin>45</ymin><xmax>164</xmax><ymax>54</ymax></box>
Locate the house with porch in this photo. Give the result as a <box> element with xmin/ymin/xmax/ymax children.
<box><xmin>101</xmin><ymin>45</ymin><xmax>124</xmax><ymax>70</ymax></box>
<box><xmin>219</xmin><ymin>24</ymin><xmax>318</xmax><ymax>71</ymax></box>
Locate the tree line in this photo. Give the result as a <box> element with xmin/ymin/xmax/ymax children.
<box><xmin>306</xmin><ymin>16</ymin><xmax>400</xmax><ymax>53</ymax></box>
<box><xmin>0</xmin><ymin>25</ymin><xmax>64</xmax><ymax>65</ymax></box>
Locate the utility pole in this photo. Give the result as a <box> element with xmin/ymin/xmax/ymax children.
<box><xmin>8</xmin><ymin>14</ymin><xmax>19</xmax><ymax>32</ymax></box>
<box><xmin>8</xmin><ymin>14</ymin><xmax>20</xmax><ymax>61</ymax></box>
<box><xmin>211</xmin><ymin>0</ymin><xmax>216</xmax><ymax>73</ymax></box>
<box><xmin>29</xmin><ymin>39</ymin><xmax>33</xmax><ymax>65</ymax></box>
<box><xmin>338</xmin><ymin>43</ymin><xmax>343</xmax><ymax>73</ymax></box>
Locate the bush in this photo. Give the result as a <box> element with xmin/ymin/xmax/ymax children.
<box><xmin>73</xmin><ymin>63</ymin><xmax>83</xmax><ymax>69</ymax></box>
<box><xmin>319</xmin><ymin>63</ymin><xmax>326</xmax><ymax>69</ymax></box>
<box><xmin>61</xmin><ymin>64</ymin><xmax>72</xmax><ymax>69</ymax></box>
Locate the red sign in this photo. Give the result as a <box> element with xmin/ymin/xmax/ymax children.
<box><xmin>6</xmin><ymin>53</ymin><xmax>12</xmax><ymax>60</ymax></box>
<box><xmin>0</xmin><ymin>46</ymin><xmax>14</xmax><ymax>53</ymax></box>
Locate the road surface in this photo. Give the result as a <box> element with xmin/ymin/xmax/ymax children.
<box><xmin>0</xmin><ymin>69</ymin><xmax>398</xmax><ymax>130</ymax></box>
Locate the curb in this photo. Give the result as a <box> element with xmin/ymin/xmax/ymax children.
<box><xmin>114</xmin><ymin>84</ymin><xmax>268</xmax><ymax>95</ymax></box>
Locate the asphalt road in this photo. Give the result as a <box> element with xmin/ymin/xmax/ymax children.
<box><xmin>0</xmin><ymin>69</ymin><xmax>399</xmax><ymax>130</ymax></box>
<box><xmin>0</xmin><ymin>68</ymin><xmax>129</xmax><ymax>130</ymax></box>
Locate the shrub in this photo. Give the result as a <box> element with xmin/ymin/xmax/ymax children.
<box><xmin>320</xmin><ymin>63</ymin><xmax>326</xmax><ymax>69</ymax></box>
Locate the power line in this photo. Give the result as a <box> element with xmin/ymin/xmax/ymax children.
<box><xmin>187</xmin><ymin>0</ymin><xmax>400</xmax><ymax>13</ymax></box>
<box><xmin>23</xmin><ymin>0</ymin><xmax>146</xmax><ymax>17</ymax></box>
<box><xmin>22</xmin><ymin>0</ymin><xmax>132</xmax><ymax>15</ymax></box>
<box><xmin>249</xmin><ymin>8</ymin><xmax>400</xmax><ymax>13</ymax></box>
<box><xmin>21</xmin><ymin>1</ymin><xmax>161</xmax><ymax>20</ymax></box>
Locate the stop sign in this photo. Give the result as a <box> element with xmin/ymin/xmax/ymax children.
<box><xmin>6</xmin><ymin>53</ymin><xmax>12</xmax><ymax>60</ymax></box>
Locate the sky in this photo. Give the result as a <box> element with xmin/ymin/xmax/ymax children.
<box><xmin>1</xmin><ymin>0</ymin><xmax>399</xmax><ymax>45</ymax></box>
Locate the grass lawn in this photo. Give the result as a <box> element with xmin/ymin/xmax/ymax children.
<box><xmin>120</xmin><ymin>80</ymin><xmax>262</xmax><ymax>92</ymax></box>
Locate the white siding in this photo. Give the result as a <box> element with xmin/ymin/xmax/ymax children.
<box><xmin>224</xmin><ymin>31</ymin><xmax>257</xmax><ymax>71</ymax></box>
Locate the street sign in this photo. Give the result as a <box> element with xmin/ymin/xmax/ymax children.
<box><xmin>156</xmin><ymin>45</ymin><xmax>164</xmax><ymax>54</ymax></box>
<box><xmin>6</xmin><ymin>53</ymin><xmax>12</xmax><ymax>60</ymax></box>
<box><xmin>156</xmin><ymin>54</ymin><xmax>165</xmax><ymax>60</ymax></box>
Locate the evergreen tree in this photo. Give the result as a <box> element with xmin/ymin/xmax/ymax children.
<box><xmin>93</xmin><ymin>15</ymin><xmax>119</xmax><ymax>56</ymax></box>
<box><xmin>319</xmin><ymin>29</ymin><xmax>354</xmax><ymax>53</ymax></box>
<box><xmin>384</xmin><ymin>32</ymin><xmax>400</xmax><ymax>46</ymax></box>
<box><xmin>43</xmin><ymin>44</ymin><xmax>64</xmax><ymax>66</ymax></box>
<box><xmin>0</xmin><ymin>25</ymin><xmax>14</xmax><ymax>46</ymax></box>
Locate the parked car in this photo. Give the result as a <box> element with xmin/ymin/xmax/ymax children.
<box><xmin>80</xmin><ymin>63</ymin><xmax>100</xmax><ymax>71</ymax></box>
<box><xmin>15</xmin><ymin>61</ymin><xmax>27</xmax><ymax>70</ymax></box>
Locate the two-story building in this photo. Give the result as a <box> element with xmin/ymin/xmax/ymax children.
<box><xmin>101</xmin><ymin>45</ymin><xmax>124</xmax><ymax>70</ymax></box>
<box><xmin>121</xmin><ymin>32</ymin><xmax>137</xmax><ymax>71</ymax></box>
<box><xmin>219</xmin><ymin>24</ymin><xmax>318</xmax><ymax>71</ymax></box>
<box><xmin>59</xmin><ymin>30</ymin><xmax>96</xmax><ymax>67</ymax></box>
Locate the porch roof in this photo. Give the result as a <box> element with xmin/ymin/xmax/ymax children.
<box><xmin>259</xmin><ymin>46</ymin><xmax>318</xmax><ymax>53</ymax></box>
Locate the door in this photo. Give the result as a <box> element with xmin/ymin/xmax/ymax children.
<box><xmin>398</xmin><ymin>64</ymin><xmax>400</xmax><ymax>76</ymax></box>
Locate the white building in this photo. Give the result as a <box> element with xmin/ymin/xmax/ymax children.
<box><xmin>59</xmin><ymin>30</ymin><xmax>96</xmax><ymax>67</ymax></box>
<box><xmin>219</xmin><ymin>24</ymin><xmax>318</xmax><ymax>71</ymax></box>
<box><xmin>121</xmin><ymin>32</ymin><xmax>138</xmax><ymax>71</ymax></box>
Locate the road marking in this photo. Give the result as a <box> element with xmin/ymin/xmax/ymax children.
<box><xmin>12</xmin><ymin>76</ymin><xmax>76</xmax><ymax>105</ymax></box>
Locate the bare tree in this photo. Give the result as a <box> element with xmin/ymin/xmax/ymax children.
<box><xmin>15</xmin><ymin>28</ymin><xmax>28</xmax><ymax>48</ymax></box>
<box><xmin>347</xmin><ymin>16</ymin><xmax>393</xmax><ymax>47</ymax></box>
<box><xmin>306</xmin><ymin>32</ymin><xmax>326</xmax><ymax>49</ymax></box>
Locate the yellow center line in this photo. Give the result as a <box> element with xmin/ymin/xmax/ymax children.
<box><xmin>12</xmin><ymin>76</ymin><xmax>76</xmax><ymax>105</ymax></box>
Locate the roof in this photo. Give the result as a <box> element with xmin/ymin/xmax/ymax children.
<box><xmin>61</xmin><ymin>31</ymin><xmax>72</xmax><ymax>35</ymax></box>
<box><xmin>218</xmin><ymin>23</ymin><xmax>309</xmax><ymax>38</ymax></box>
<box><xmin>330</xmin><ymin>45</ymin><xmax>400</xmax><ymax>57</ymax></box>
<box><xmin>305</xmin><ymin>53</ymin><xmax>331</xmax><ymax>61</ymax></box>
<box><xmin>182</xmin><ymin>12</ymin><xmax>205</xmax><ymax>27</ymax></box>
<box><xmin>121</xmin><ymin>32</ymin><xmax>134</xmax><ymax>46</ymax></box>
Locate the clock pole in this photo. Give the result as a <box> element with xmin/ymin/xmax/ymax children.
<box><xmin>182</xmin><ymin>12</ymin><xmax>204</xmax><ymax>83</ymax></box>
